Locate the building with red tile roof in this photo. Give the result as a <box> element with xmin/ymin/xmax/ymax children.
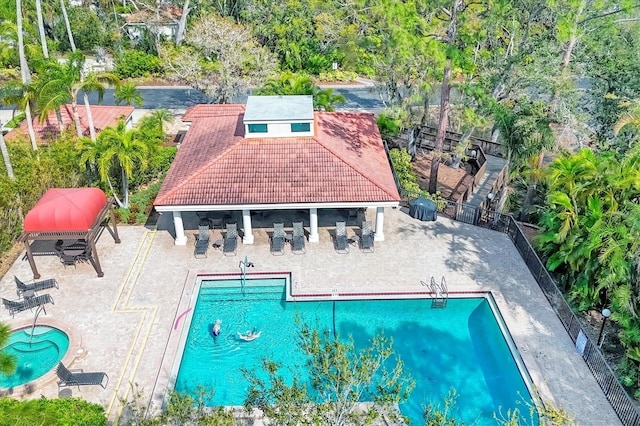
<box><xmin>155</xmin><ymin>95</ymin><xmax>400</xmax><ymax>245</ymax></box>
<box><xmin>4</xmin><ymin>105</ymin><xmax>134</xmax><ymax>144</ymax></box>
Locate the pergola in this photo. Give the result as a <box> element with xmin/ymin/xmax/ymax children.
<box><xmin>20</xmin><ymin>188</ymin><xmax>120</xmax><ymax>278</ymax></box>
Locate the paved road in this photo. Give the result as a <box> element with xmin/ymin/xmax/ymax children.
<box><xmin>61</xmin><ymin>86</ymin><xmax>384</xmax><ymax>111</ymax></box>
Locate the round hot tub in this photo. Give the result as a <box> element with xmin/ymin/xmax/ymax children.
<box><xmin>0</xmin><ymin>325</ymin><xmax>70</xmax><ymax>389</ymax></box>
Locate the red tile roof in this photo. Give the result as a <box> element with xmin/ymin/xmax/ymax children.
<box><xmin>4</xmin><ymin>105</ymin><xmax>134</xmax><ymax>143</ymax></box>
<box><xmin>182</xmin><ymin>104</ymin><xmax>246</xmax><ymax>122</ymax></box>
<box><xmin>155</xmin><ymin>108</ymin><xmax>400</xmax><ymax>207</ymax></box>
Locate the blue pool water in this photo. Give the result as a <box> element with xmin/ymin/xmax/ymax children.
<box><xmin>0</xmin><ymin>325</ymin><xmax>69</xmax><ymax>388</ymax></box>
<box><xmin>175</xmin><ymin>279</ymin><xmax>535</xmax><ymax>424</ymax></box>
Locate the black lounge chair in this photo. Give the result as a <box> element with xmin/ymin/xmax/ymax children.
<box><xmin>360</xmin><ymin>221</ymin><xmax>375</xmax><ymax>252</ymax></box>
<box><xmin>2</xmin><ymin>294</ymin><xmax>54</xmax><ymax>317</ymax></box>
<box><xmin>223</xmin><ymin>223</ymin><xmax>238</xmax><ymax>256</ymax></box>
<box><xmin>270</xmin><ymin>223</ymin><xmax>286</xmax><ymax>255</ymax></box>
<box><xmin>15</xmin><ymin>276</ymin><xmax>59</xmax><ymax>298</ymax></box>
<box><xmin>334</xmin><ymin>221</ymin><xmax>349</xmax><ymax>254</ymax></box>
<box><xmin>56</xmin><ymin>362</ymin><xmax>109</xmax><ymax>389</ymax></box>
<box><xmin>194</xmin><ymin>223</ymin><xmax>210</xmax><ymax>258</ymax></box>
<box><xmin>291</xmin><ymin>221</ymin><xmax>306</xmax><ymax>254</ymax></box>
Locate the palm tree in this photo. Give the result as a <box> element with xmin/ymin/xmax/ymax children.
<box><xmin>114</xmin><ymin>82</ymin><xmax>143</xmax><ymax>107</ymax></box>
<box><xmin>0</xmin><ymin>129</ymin><xmax>14</xmax><ymax>179</ymax></box>
<box><xmin>35</xmin><ymin>0</ymin><xmax>49</xmax><ymax>58</ymax></box>
<box><xmin>37</xmin><ymin>53</ymin><xmax>120</xmax><ymax>140</ymax></box>
<box><xmin>81</xmin><ymin>119</ymin><xmax>148</xmax><ymax>208</ymax></box>
<box><xmin>256</xmin><ymin>72</ymin><xmax>345</xmax><ymax>111</ymax></box>
<box><xmin>16</xmin><ymin>0</ymin><xmax>38</xmax><ymax>150</ymax></box>
<box><xmin>614</xmin><ymin>100</ymin><xmax>640</xmax><ymax>136</ymax></box>
<box><xmin>0</xmin><ymin>323</ymin><xmax>17</xmax><ymax>376</ymax></box>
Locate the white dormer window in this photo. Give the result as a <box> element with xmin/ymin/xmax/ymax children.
<box><xmin>243</xmin><ymin>95</ymin><xmax>314</xmax><ymax>138</ymax></box>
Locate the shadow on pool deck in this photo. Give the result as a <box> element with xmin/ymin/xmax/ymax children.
<box><xmin>0</xmin><ymin>207</ymin><xmax>622</xmax><ymax>425</ymax></box>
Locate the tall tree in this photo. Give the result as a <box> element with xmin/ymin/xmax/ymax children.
<box><xmin>161</xmin><ymin>14</ymin><xmax>276</xmax><ymax>103</ymax></box>
<box><xmin>244</xmin><ymin>322</ymin><xmax>414</xmax><ymax>426</ymax></box>
<box><xmin>16</xmin><ymin>0</ymin><xmax>38</xmax><ymax>150</ymax></box>
<box><xmin>35</xmin><ymin>0</ymin><xmax>49</xmax><ymax>58</ymax></box>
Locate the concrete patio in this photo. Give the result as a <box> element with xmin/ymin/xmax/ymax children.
<box><xmin>0</xmin><ymin>207</ymin><xmax>622</xmax><ymax>425</ymax></box>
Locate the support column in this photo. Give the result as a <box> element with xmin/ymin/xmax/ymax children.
<box><xmin>374</xmin><ymin>207</ymin><xmax>385</xmax><ymax>241</ymax></box>
<box><xmin>24</xmin><ymin>240</ymin><xmax>41</xmax><ymax>279</ymax></box>
<box><xmin>242</xmin><ymin>209</ymin><xmax>254</xmax><ymax>244</ymax></box>
<box><xmin>173</xmin><ymin>211</ymin><xmax>188</xmax><ymax>245</ymax></box>
<box><xmin>309</xmin><ymin>208</ymin><xmax>319</xmax><ymax>242</ymax></box>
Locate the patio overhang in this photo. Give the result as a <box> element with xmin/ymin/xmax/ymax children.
<box><xmin>154</xmin><ymin>201</ymin><xmax>400</xmax><ymax>213</ymax></box>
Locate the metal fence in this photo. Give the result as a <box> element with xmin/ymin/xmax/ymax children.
<box><xmin>443</xmin><ymin>201</ymin><xmax>640</xmax><ymax>425</ymax></box>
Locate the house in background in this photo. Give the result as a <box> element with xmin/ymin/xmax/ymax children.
<box><xmin>124</xmin><ymin>7</ymin><xmax>182</xmax><ymax>43</ymax></box>
<box><xmin>155</xmin><ymin>95</ymin><xmax>400</xmax><ymax>245</ymax></box>
<box><xmin>4</xmin><ymin>105</ymin><xmax>134</xmax><ymax>144</ymax></box>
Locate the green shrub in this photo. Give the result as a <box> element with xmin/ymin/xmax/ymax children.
<box><xmin>115</xmin><ymin>50</ymin><xmax>163</xmax><ymax>79</ymax></box>
<box><xmin>0</xmin><ymin>397</ymin><xmax>106</xmax><ymax>425</ymax></box>
<box><xmin>377</xmin><ymin>113</ymin><xmax>402</xmax><ymax>142</ymax></box>
<box><xmin>389</xmin><ymin>148</ymin><xmax>446</xmax><ymax>210</ymax></box>
<box><xmin>318</xmin><ymin>69</ymin><xmax>358</xmax><ymax>82</ymax></box>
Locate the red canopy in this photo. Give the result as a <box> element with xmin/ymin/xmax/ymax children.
<box><xmin>24</xmin><ymin>188</ymin><xmax>108</xmax><ymax>232</ymax></box>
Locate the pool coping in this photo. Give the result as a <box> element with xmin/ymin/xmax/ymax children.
<box><xmin>0</xmin><ymin>317</ymin><xmax>84</xmax><ymax>398</ymax></box>
<box><xmin>150</xmin><ymin>274</ymin><xmax>541</xmax><ymax>420</ymax></box>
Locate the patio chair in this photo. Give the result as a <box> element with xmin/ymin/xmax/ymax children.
<box><xmin>2</xmin><ymin>294</ymin><xmax>54</xmax><ymax>317</ymax></box>
<box><xmin>270</xmin><ymin>223</ymin><xmax>286</xmax><ymax>255</ymax></box>
<box><xmin>291</xmin><ymin>221</ymin><xmax>306</xmax><ymax>254</ymax></box>
<box><xmin>56</xmin><ymin>362</ymin><xmax>109</xmax><ymax>389</ymax></box>
<box><xmin>15</xmin><ymin>276</ymin><xmax>59</xmax><ymax>298</ymax></box>
<box><xmin>360</xmin><ymin>221</ymin><xmax>375</xmax><ymax>253</ymax></box>
<box><xmin>194</xmin><ymin>223</ymin><xmax>210</xmax><ymax>258</ymax></box>
<box><xmin>334</xmin><ymin>221</ymin><xmax>349</xmax><ymax>254</ymax></box>
<box><xmin>223</xmin><ymin>223</ymin><xmax>238</xmax><ymax>256</ymax></box>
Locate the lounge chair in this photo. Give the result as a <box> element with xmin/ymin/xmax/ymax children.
<box><xmin>2</xmin><ymin>294</ymin><xmax>54</xmax><ymax>317</ymax></box>
<box><xmin>334</xmin><ymin>221</ymin><xmax>349</xmax><ymax>254</ymax></box>
<box><xmin>223</xmin><ymin>223</ymin><xmax>238</xmax><ymax>256</ymax></box>
<box><xmin>15</xmin><ymin>276</ymin><xmax>59</xmax><ymax>298</ymax></box>
<box><xmin>194</xmin><ymin>223</ymin><xmax>210</xmax><ymax>258</ymax></box>
<box><xmin>291</xmin><ymin>221</ymin><xmax>306</xmax><ymax>254</ymax></box>
<box><xmin>360</xmin><ymin>221</ymin><xmax>375</xmax><ymax>252</ymax></box>
<box><xmin>270</xmin><ymin>223</ymin><xmax>286</xmax><ymax>255</ymax></box>
<box><xmin>56</xmin><ymin>362</ymin><xmax>109</xmax><ymax>389</ymax></box>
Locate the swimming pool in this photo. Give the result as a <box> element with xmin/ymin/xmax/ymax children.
<box><xmin>173</xmin><ymin>278</ymin><xmax>536</xmax><ymax>425</ymax></box>
<box><xmin>0</xmin><ymin>325</ymin><xmax>69</xmax><ymax>389</ymax></box>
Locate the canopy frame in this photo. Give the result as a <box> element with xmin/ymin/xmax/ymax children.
<box><xmin>19</xmin><ymin>197</ymin><xmax>120</xmax><ymax>278</ymax></box>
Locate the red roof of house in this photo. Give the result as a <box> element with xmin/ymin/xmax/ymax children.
<box><xmin>154</xmin><ymin>108</ymin><xmax>400</xmax><ymax>207</ymax></box>
<box><xmin>4</xmin><ymin>105</ymin><xmax>134</xmax><ymax>143</ymax></box>
<box><xmin>182</xmin><ymin>104</ymin><xmax>246</xmax><ymax>122</ymax></box>
<box><xmin>24</xmin><ymin>188</ymin><xmax>108</xmax><ymax>232</ymax></box>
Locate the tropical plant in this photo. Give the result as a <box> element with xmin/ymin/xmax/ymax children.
<box><xmin>256</xmin><ymin>72</ymin><xmax>345</xmax><ymax>111</ymax></box>
<box><xmin>15</xmin><ymin>0</ymin><xmax>37</xmax><ymax>150</ymax></box>
<box><xmin>114</xmin><ymin>82</ymin><xmax>143</xmax><ymax>107</ymax></box>
<box><xmin>80</xmin><ymin>119</ymin><xmax>149</xmax><ymax>208</ymax></box>
<box><xmin>0</xmin><ymin>323</ymin><xmax>16</xmax><ymax>376</ymax></box>
<box><xmin>36</xmin><ymin>51</ymin><xmax>120</xmax><ymax>140</ymax></box>
<box><xmin>0</xmin><ymin>397</ymin><xmax>106</xmax><ymax>425</ymax></box>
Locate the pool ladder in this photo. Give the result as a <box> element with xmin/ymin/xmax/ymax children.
<box><xmin>430</xmin><ymin>276</ymin><xmax>448</xmax><ymax>308</ymax></box>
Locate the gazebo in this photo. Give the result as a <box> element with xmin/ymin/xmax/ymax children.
<box><xmin>20</xmin><ymin>188</ymin><xmax>120</xmax><ymax>278</ymax></box>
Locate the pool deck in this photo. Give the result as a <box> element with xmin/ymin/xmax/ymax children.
<box><xmin>0</xmin><ymin>207</ymin><xmax>622</xmax><ymax>425</ymax></box>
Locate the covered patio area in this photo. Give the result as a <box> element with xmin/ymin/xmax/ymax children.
<box><xmin>154</xmin><ymin>97</ymin><xmax>401</xmax><ymax>247</ymax></box>
<box><xmin>20</xmin><ymin>188</ymin><xmax>121</xmax><ymax>278</ymax></box>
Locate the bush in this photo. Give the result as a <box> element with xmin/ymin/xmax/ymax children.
<box><xmin>115</xmin><ymin>50</ymin><xmax>163</xmax><ymax>79</ymax></box>
<box><xmin>318</xmin><ymin>69</ymin><xmax>358</xmax><ymax>82</ymax></box>
<box><xmin>53</xmin><ymin>8</ymin><xmax>107</xmax><ymax>51</ymax></box>
<box><xmin>0</xmin><ymin>397</ymin><xmax>106</xmax><ymax>425</ymax></box>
